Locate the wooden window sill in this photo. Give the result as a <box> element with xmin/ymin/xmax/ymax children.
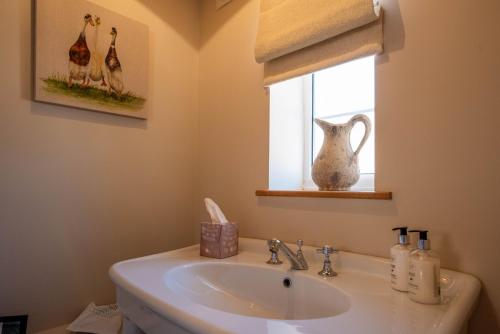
<box><xmin>255</xmin><ymin>189</ymin><xmax>392</xmax><ymax>200</ymax></box>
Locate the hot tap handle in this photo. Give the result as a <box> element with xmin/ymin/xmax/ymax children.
<box><xmin>268</xmin><ymin>239</ymin><xmax>280</xmax><ymax>252</ymax></box>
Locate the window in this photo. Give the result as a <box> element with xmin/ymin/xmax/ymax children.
<box><xmin>269</xmin><ymin>56</ymin><xmax>375</xmax><ymax>191</ymax></box>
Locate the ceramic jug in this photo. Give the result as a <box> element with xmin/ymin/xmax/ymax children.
<box><xmin>312</xmin><ymin>115</ymin><xmax>372</xmax><ymax>191</ymax></box>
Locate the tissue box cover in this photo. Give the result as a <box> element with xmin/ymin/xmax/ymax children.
<box><xmin>200</xmin><ymin>222</ymin><xmax>238</xmax><ymax>259</ymax></box>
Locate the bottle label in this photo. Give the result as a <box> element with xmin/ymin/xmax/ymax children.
<box><xmin>391</xmin><ymin>250</ymin><xmax>409</xmax><ymax>291</ymax></box>
<box><xmin>408</xmin><ymin>258</ymin><xmax>440</xmax><ymax>303</ymax></box>
<box><xmin>390</xmin><ymin>259</ymin><xmax>397</xmax><ymax>282</ymax></box>
<box><xmin>408</xmin><ymin>262</ymin><xmax>418</xmax><ymax>294</ymax></box>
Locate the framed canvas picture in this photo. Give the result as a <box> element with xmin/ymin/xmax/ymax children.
<box><xmin>0</xmin><ymin>315</ymin><xmax>28</xmax><ymax>334</ymax></box>
<box><xmin>35</xmin><ymin>0</ymin><xmax>149</xmax><ymax>119</ymax></box>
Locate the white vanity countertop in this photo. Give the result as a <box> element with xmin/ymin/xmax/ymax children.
<box><xmin>109</xmin><ymin>238</ymin><xmax>480</xmax><ymax>334</ymax></box>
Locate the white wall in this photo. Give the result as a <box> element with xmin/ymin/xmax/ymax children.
<box><xmin>0</xmin><ymin>0</ymin><xmax>200</xmax><ymax>331</ymax></box>
<box><xmin>198</xmin><ymin>1</ymin><xmax>500</xmax><ymax>333</ymax></box>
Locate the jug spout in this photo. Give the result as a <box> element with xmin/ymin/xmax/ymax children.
<box><xmin>314</xmin><ymin>118</ymin><xmax>334</xmax><ymax>132</ymax></box>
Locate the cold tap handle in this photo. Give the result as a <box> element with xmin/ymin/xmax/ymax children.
<box><xmin>316</xmin><ymin>245</ymin><xmax>338</xmax><ymax>278</ymax></box>
<box><xmin>316</xmin><ymin>245</ymin><xmax>336</xmax><ymax>257</ymax></box>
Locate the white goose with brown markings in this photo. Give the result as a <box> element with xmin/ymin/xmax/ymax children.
<box><xmin>68</xmin><ymin>14</ymin><xmax>95</xmax><ymax>88</ymax></box>
<box><xmin>104</xmin><ymin>27</ymin><xmax>124</xmax><ymax>95</ymax></box>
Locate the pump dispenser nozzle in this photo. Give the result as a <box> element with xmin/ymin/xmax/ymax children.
<box><xmin>392</xmin><ymin>227</ymin><xmax>409</xmax><ymax>245</ymax></box>
<box><xmin>409</xmin><ymin>230</ymin><xmax>430</xmax><ymax>250</ymax></box>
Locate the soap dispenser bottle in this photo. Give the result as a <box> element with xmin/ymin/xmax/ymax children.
<box><xmin>408</xmin><ymin>230</ymin><xmax>441</xmax><ymax>304</ymax></box>
<box><xmin>390</xmin><ymin>227</ymin><xmax>412</xmax><ymax>292</ymax></box>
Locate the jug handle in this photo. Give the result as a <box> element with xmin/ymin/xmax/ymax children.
<box><xmin>349</xmin><ymin>114</ymin><xmax>372</xmax><ymax>156</ymax></box>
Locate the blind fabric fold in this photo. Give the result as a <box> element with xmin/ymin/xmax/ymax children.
<box><xmin>255</xmin><ymin>0</ymin><xmax>383</xmax><ymax>86</ymax></box>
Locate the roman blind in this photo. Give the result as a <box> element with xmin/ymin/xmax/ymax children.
<box><xmin>255</xmin><ymin>0</ymin><xmax>383</xmax><ymax>86</ymax></box>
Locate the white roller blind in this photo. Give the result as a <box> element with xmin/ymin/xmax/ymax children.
<box><xmin>255</xmin><ymin>0</ymin><xmax>383</xmax><ymax>86</ymax></box>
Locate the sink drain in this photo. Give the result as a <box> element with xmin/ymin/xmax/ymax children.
<box><xmin>283</xmin><ymin>277</ymin><xmax>292</xmax><ymax>288</ymax></box>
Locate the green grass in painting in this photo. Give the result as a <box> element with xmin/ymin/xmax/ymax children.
<box><xmin>42</xmin><ymin>74</ymin><xmax>146</xmax><ymax>111</ymax></box>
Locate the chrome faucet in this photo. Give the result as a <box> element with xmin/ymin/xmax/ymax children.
<box><xmin>267</xmin><ymin>239</ymin><xmax>308</xmax><ymax>270</ymax></box>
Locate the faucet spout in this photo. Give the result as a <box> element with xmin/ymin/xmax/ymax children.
<box><xmin>268</xmin><ymin>239</ymin><xmax>308</xmax><ymax>270</ymax></box>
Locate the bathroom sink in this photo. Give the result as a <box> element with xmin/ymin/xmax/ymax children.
<box><xmin>165</xmin><ymin>262</ymin><xmax>350</xmax><ymax>320</ymax></box>
<box><xmin>110</xmin><ymin>238</ymin><xmax>480</xmax><ymax>334</ymax></box>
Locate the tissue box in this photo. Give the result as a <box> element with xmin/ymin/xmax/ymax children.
<box><xmin>200</xmin><ymin>222</ymin><xmax>239</xmax><ymax>259</ymax></box>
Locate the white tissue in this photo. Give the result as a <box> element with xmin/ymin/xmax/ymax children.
<box><xmin>67</xmin><ymin>302</ymin><xmax>122</xmax><ymax>334</ymax></box>
<box><xmin>204</xmin><ymin>198</ymin><xmax>228</xmax><ymax>224</ymax></box>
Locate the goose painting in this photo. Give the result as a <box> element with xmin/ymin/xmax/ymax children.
<box><xmin>35</xmin><ymin>0</ymin><xmax>149</xmax><ymax>119</ymax></box>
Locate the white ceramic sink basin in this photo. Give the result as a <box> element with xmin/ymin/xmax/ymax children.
<box><xmin>110</xmin><ymin>238</ymin><xmax>480</xmax><ymax>334</ymax></box>
<box><xmin>165</xmin><ymin>262</ymin><xmax>350</xmax><ymax>320</ymax></box>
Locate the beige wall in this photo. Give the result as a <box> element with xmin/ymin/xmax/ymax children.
<box><xmin>2</xmin><ymin>0</ymin><xmax>500</xmax><ymax>332</ymax></box>
<box><xmin>198</xmin><ymin>0</ymin><xmax>500</xmax><ymax>333</ymax></box>
<box><xmin>0</xmin><ymin>0</ymin><xmax>199</xmax><ymax>331</ymax></box>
